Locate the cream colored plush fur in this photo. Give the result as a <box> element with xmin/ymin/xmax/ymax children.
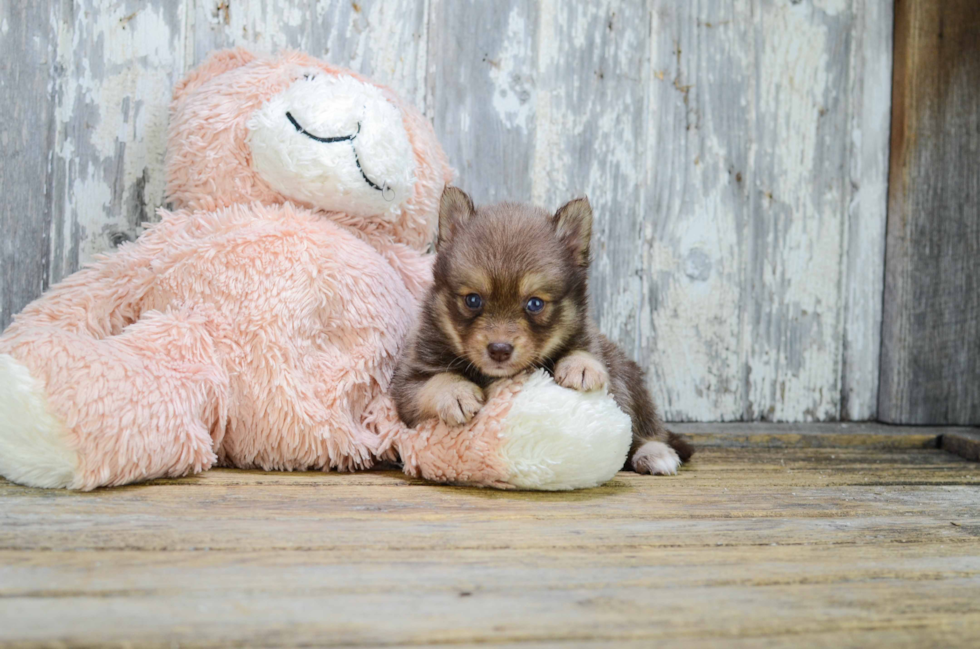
<box><xmin>248</xmin><ymin>72</ymin><xmax>417</xmax><ymax>217</ymax></box>
<box><xmin>498</xmin><ymin>370</ymin><xmax>632</xmax><ymax>490</ymax></box>
<box><xmin>0</xmin><ymin>354</ymin><xmax>78</xmax><ymax>488</ymax></box>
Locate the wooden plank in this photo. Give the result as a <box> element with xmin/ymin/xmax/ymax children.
<box><xmin>2</xmin><ymin>490</ymin><xmax>977</xmax><ymax>553</ymax></box>
<box><xmin>418</xmin><ymin>631</ymin><xmax>980</xmax><ymax>649</ymax></box>
<box><xmin>426</xmin><ymin>0</ymin><xmax>538</xmax><ymax>204</ymax></box>
<box><xmin>641</xmin><ymin>1</ymin><xmax>890</xmax><ymax>422</ymax></box>
<box><xmin>4</xmin><ymin>543</ymin><xmax>980</xmax><ymax>597</ymax></box>
<box><xmin>46</xmin><ymin>1</ymin><xmax>188</xmax><ymax>286</ymax></box>
<box><xmin>671</xmin><ymin>421</ymin><xmax>946</xmax><ymax>449</ymax></box>
<box><xmin>423</xmin><ymin>0</ymin><xmax>893</xmax><ymax>423</ymax></box>
<box><xmin>879</xmin><ymin>0</ymin><xmax>980</xmax><ymax>424</ymax></box>
<box><xmin>423</xmin><ymin>0</ymin><xmax>895</xmax><ymax>423</ymax></box>
<box><xmin>188</xmin><ymin>0</ymin><xmax>429</xmax><ymax>109</ymax></box>
<box><xmin>1</xmin><ymin>446</ymin><xmax>980</xmax><ymax>646</ymax></box>
<box><xmin>14</xmin><ymin>0</ymin><xmax>431</xmax><ymax>331</ymax></box>
<box><xmin>4</xmin><ymin>474</ymin><xmax>980</xmax><ymax>528</ymax></box>
<box><xmin>0</xmin><ymin>1</ymin><xmax>60</xmax><ymax>331</ymax></box>
<box><xmin>943</xmin><ymin>430</ymin><xmax>980</xmax><ymax>462</ymax></box>
<box><xmin>2</xmin><ymin>450</ymin><xmax>979</xmax><ymax>554</ymax></box>
<box><xmin>840</xmin><ymin>0</ymin><xmax>894</xmax><ymax>420</ymax></box>
<box><xmin>529</xmin><ymin>0</ymin><xmax>650</xmax><ymax>354</ymax></box>
<box><xmin>3</xmin><ymin>584</ymin><xmax>978</xmax><ymax>647</ymax></box>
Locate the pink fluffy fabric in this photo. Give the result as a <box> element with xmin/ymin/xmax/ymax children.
<box><xmin>0</xmin><ymin>49</ymin><xmax>524</xmax><ymax>489</ymax></box>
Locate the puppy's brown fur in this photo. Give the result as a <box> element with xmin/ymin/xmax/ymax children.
<box><xmin>391</xmin><ymin>187</ymin><xmax>693</xmax><ymax>474</ymax></box>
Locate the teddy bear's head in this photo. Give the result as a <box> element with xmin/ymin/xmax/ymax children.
<box><xmin>165</xmin><ymin>49</ymin><xmax>451</xmax><ymax>249</ymax></box>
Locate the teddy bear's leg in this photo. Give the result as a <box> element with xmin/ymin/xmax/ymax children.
<box><xmin>375</xmin><ymin>370</ymin><xmax>634</xmax><ymax>491</ymax></box>
<box><xmin>0</xmin><ymin>306</ymin><xmax>229</xmax><ymax>490</ymax></box>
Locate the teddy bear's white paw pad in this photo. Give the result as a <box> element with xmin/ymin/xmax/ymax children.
<box><xmin>632</xmin><ymin>440</ymin><xmax>681</xmax><ymax>476</ymax></box>
<box><xmin>0</xmin><ymin>354</ymin><xmax>78</xmax><ymax>489</ymax></box>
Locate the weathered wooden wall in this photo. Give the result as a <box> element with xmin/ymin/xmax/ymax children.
<box><xmin>0</xmin><ymin>0</ymin><xmax>895</xmax><ymax>422</ymax></box>
<box><xmin>879</xmin><ymin>0</ymin><xmax>980</xmax><ymax>426</ymax></box>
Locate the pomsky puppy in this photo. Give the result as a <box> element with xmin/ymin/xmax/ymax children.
<box><xmin>391</xmin><ymin>187</ymin><xmax>693</xmax><ymax>475</ymax></box>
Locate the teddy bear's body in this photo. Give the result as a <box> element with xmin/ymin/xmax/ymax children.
<box><xmin>0</xmin><ymin>49</ymin><xmax>632</xmax><ymax>491</ymax></box>
<box><xmin>1</xmin><ymin>201</ymin><xmax>417</xmax><ymax>489</ymax></box>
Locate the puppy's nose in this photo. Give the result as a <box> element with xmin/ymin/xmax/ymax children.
<box><xmin>487</xmin><ymin>342</ymin><xmax>514</xmax><ymax>362</ymax></box>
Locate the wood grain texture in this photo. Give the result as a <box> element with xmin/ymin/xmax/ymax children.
<box><xmin>943</xmin><ymin>430</ymin><xmax>980</xmax><ymax>463</ymax></box>
<box><xmin>188</xmin><ymin>0</ymin><xmax>429</xmax><ymax>109</ymax></box>
<box><xmin>427</xmin><ymin>0</ymin><xmax>539</xmax><ymax>204</ymax></box>
<box><xmin>641</xmin><ymin>0</ymin><xmax>890</xmax><ymax>422</ymax></box>
<box><xmin>426</xmin><ymin>0</ymin><xmax>895</xmax><ymax>422</ymax></box>
<box><xmin>47</xmin><ymin>0</ymin><xmax>188</xmax><ymax>288</ymax></box>
<box><xmin>0</xmin><ymin>1</ymin><xmax>898</xmax><ymax>423</ymax></box>
<box><xmin>2</xmin><ymin>443</ymin><xmax>979</xmax><ymax>646</ymax></box>
<box><xmin>879</xmin><ymin>0</ymin><xmax>980</xmax><ymax>425</ymax></box>
<box><xmin>532</xmin><ymin>0</ymin><xmax>651</xmax><ymax>373</ymax></box>
<box><xmin>841</xmin><ymin>0</ymin><xmax>893</xmax><ymax>420</ymax></box>
<box><xmin>671</xmin><ymin>421</ymin><xmax>947</xmax><ymax>449</ymax></box>
<box><xmin>0</xmin><ymin>1</ymin><xmax>60</xmax><ymax>328</ymax></box>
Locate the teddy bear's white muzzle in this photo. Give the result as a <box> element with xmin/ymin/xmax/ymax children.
<box><xmin>247</xmin><ymin>71</ymin><xmax>416</xmax><ymax>218</ymax></box>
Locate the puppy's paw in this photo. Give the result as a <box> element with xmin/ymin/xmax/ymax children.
<box><xmin>555</xmin><ymin>351</ymin><xmax>608</xmax><ymax>392</ymax></box>
<box><xmin>631</xmin><ymin>441</ymin><xmax>682</xmax><ymax>476</ymax></box>
<box><xmin>437</xmin><ymin>381</ymin><xmax>484</xmax><ymax>426</ymax></box>
<box><xmin>419</xmin><ymin>373</ymin><xmax>485</xmax><ymax>426</ymax></box>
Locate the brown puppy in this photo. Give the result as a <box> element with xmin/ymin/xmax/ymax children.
<box><xmin>391</xmin><ymin>187</ymin><xmax>693</xmax><ymax>474</ymax></box>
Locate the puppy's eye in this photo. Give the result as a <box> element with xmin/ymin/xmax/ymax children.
<box><xmin>464</xmin><ymin>293</ymin><xmax>483</xmax><ymax>310</ymax></box>
<box><xmin>525</xmin><ymin>297</ymin><xmax>545</xmax><ymax>314</ymax></box>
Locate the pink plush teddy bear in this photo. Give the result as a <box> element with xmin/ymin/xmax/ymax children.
<box><xmin>0</xmin><ymin>49</ymin><xmax>631</xmax><ymax>491</ymax></box>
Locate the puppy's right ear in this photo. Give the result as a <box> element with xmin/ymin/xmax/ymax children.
<box><xmin>552</xmin><ymin>196</ymin><xmax>593</xmax><ymax>267</ymax></box>
<box><xmin>437</xmin><ymin>186</ymin><xmax>475</xmax><ymax>250</ymax></box>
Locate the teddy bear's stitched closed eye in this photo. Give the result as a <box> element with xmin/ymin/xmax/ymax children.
<box><xmin>285</xmin><ymin>112</ymin><xmax>359</xmax><ymax>144</ymax></box>
<box><xmin>285</xmin><ymin>112</ymin><xmax>390</xmax><ymax>198</ymax></box>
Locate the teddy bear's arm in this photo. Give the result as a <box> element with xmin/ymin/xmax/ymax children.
<box><xmin>2</xmin><ymin>225</ymin><xmax>173</xmax><ymax>341</ymax></box>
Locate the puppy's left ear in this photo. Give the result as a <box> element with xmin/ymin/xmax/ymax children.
<box><xmin>552</xmin><ymin>197</ymin><xmax>593</xmax><ymax>267</ymax></box>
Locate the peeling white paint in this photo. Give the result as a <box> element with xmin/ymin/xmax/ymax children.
<box><xmin>11</xmin><ymin>0</ymin><xmax>893</xmax><ymax>422</ymax></box>
<box><xmin>841</xmin><ymin>0</ymin><xmax>893</xmax><ymax>419</ymax></box>
<box><xmin>644</xmin><ymin>187</ymin><xmax>744</xmax><ymax>420</ymax></box>
<box><xmin>45</xmin><ymin>2</ymin><xmax>183</xmax><ymax>278</ymax></box>
<box><xmin>190</xmin><ymin>0</ymin><xmax>427</xmax><ymax>113</ymax></box>
<box><xmin>489</xmin><ymin>5</ymin><xmax>534</xmax><ymax>132</ymax></box>
<box><xmin>46</xmin><ymin>0</ymin><xmax>429</xmax><ymax>281</ymax></box>
<box><xmin>51</xmin><ymin>2</ymin><xmax>184</xmax><ymax>273</ymax></box>
<box><xmin>813</xmin><ymin>0</ymin><xmax>848</xmax><ymax>17</ymax></box>
<box><xmin>530</xmin><ymin>0</ymin><xmax>558</xmax><ymax>206</ymax></box>
<box><xmin>747</xmin><ymin>2</ymin><xmax>842</xmax><ymax>421</ymax></box>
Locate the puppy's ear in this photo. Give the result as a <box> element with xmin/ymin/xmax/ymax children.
<box><xmin>437</xmin><ymin>186</ymin><xmax>475</xmax><ymax>250</ymax></box>
<box><xmin>552</xmin><ymin>197</ymin><xmax>593</xmax><ymax>267</ymax></box>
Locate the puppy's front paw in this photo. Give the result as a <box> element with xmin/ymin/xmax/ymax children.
<box><xmin>555</xmin><ymin>351</ymin><xmax>608</xmax><ymax>392</ymax></box>
<box><xmin>419</xmin><ymin>373</ymin><xmax>485</xmax><ymax>426</ymax></box>
<box><xmin>437</xmin><ymin>381</ymin><xmax>485</xmax><ymax>426</ymax></box>
<box><xmin>631</xmin><ymin>441</ymin><xmax>682</xmax><ymax>476</ymax></box>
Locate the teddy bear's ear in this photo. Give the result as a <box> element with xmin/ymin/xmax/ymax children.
<box><xmin>172</xmin><ymin>48</ymin><xmax>257</xmax><ymax>103</ymax></box>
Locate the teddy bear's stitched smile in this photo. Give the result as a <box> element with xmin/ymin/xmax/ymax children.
<box><xmin>285</xmin><ymin>111</ymin><xmax>392</xmax><ymax>199</ymax></box>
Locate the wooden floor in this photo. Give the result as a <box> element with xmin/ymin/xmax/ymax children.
<box><xmin>2</xmin><ymin>424</ymin><xmax>980</xmax><ymax>647</ymax></box>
